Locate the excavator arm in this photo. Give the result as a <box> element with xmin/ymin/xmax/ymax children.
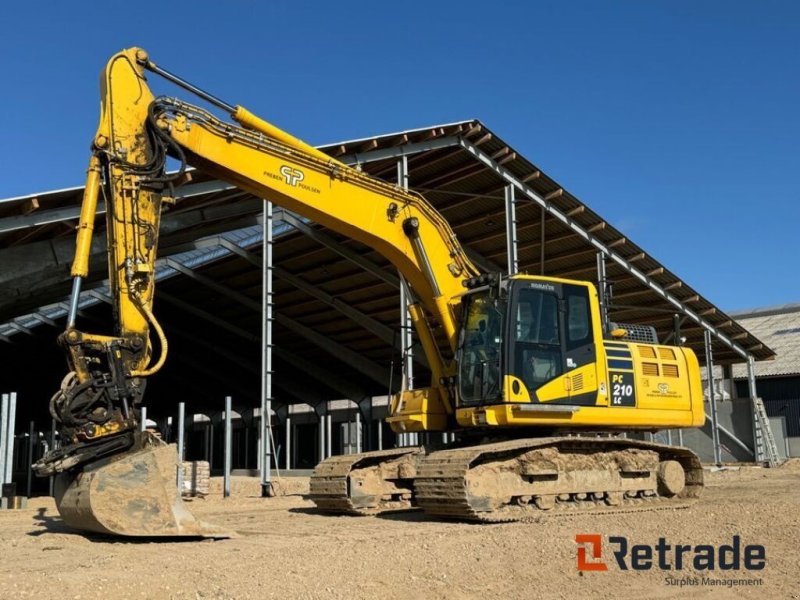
<box><xmin>46</xmin><ymin>47</ymin><xmax>480</xmax><ymax>475</ymax></box>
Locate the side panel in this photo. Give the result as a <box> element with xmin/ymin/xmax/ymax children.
<box><xmin>457</xmin><ymin>341</ymin><xmax>705</xmax><ymax>430</ymax></box>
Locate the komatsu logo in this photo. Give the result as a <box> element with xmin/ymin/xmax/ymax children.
<box><xmin>280</xmin><ymin>165</ymin><xmax>305</xmax><ymax>186</ymax></box>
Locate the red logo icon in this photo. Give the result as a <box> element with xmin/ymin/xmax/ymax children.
<box><xmin>576</xmin><ymin>534</ymin><xmax>608</xmax><ymax>571</ymax></box>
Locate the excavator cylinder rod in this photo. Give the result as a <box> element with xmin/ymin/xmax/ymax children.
<box><xmin>142</xmin><ymin>59</ymin><xmax>235</xmax><ymax>114</ymax></box>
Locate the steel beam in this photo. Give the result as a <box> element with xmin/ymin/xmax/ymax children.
<box><xmin>279</xmin><ymin>349</ymin><xmax>366</xmax><ymax>402</ymax></box>
<box><xmin>275</xmin><ymin>314</ymin><xmax>388</xmax><ymax>386</ymax></box>
<box><xmin>158</xmin><ymin>291</ymin><xmax>259</xmax><ymax>342</ymax></box>
<box><xmin>161</xmin><ymin>290</ymin><xmax>367</xmax><ymax>401</ymax></box>
<box><xmin>458</xmin><ymin>137</ymin><xmax>753</xmax><ymax>361</ymax></box>
<box><xmin>278</xmin><ymin>212</ymin><xmax>399</xmax><ymax>288</ymax></box>
<box><xmin>276</xmin><ymin>265</ymin><xmax>407</xmax><ymax>353</ymax></box>
<box><xmin>158</xmin><ymin>274</ymin><xmax>386</xmax><ymax>385</ymax></box>
<box><xmin>0</xmin><ymin>180</ymin><xmax>238</xmax><ymax>236</ymax></box>
<box><xmin>337</xmin><ymin>136</ymin><xmax>460</xmax><ymax>166</ymax></box>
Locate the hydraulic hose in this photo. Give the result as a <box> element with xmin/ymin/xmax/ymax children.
<box><xmin>130</xmin><ymin>295</ymin><xmax>168</xmax><ymax>378</ymax></box>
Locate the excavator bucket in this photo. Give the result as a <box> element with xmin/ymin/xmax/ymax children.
<box><xmin>54</xmin><ymin>440</ymin><xmax>232</xmax><ymax>538</ymax></box>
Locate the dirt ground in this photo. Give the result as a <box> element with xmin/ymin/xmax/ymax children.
<box><xmin>0</xmin><ymin>462</ymin><xmax>798</xmax><ymax>600</ymax></box>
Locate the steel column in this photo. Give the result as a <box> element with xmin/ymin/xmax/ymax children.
<box><xmin>261</xmin><ymin>201</ymin><xmax>274</xmax><ymax>497</ymax></box>
<box><xmin>596</xmin><ymin>253</ymin><xmax>609</xmax><ymax>333</ymax></box>
<box><xmin>746</xmin><ymin>355</ymin><xmax>767</xmax><ymax>463</ymax></box>
<box><xmin>1</xmin><ymin>393</ymin><xmax>17</xmax><ymax>486</ymax></box>
<box><xmin>540</xmin><ymin>207</ymin><xmax>546</xmax><ymax>274</ymax></box>
<box><xmin>139</xmin><ymin>406</ymin><xmax>147</xmax><ymax>432</ymax></box>
<box><xmin>26</xmin><ymin>422</ymin><xmax>34</xmax><ymax>497</ymax></box>
<box><xmin>285</xmin><ymin>415</ymin><xmax>291</xmax><ymax>470</ymax></box>
<box><xmin>355</xmin><ymin>410</ymin><xmax>362</xmax><ymax>454</ymax></box>
<box><xmin>0</xmin><ymin>394</ymin><xmax>7</xmax><ymax>487</ymax></box>
<box><xmin>326</xmin><ymin>409</ymin><xmax>332</xmax><ymax>458</ymax></box>
<box><xmin>318</xmin><ymin>409</ymin><xmax>325</xmax><ymax>462</ymax></box>
<box><xmin>747</xmin><ymin>354</ymin><xmax>772</xmax><ymax>466</ymax></box>
<box><xmin>399</xmin><ymin>276</ymin><xmax>415</xmax><ymax>446</ymax></box>
<box><xmin>209</xmin><ymin>421</ymin><xmax>214</xmax><ymax>469</ymax></box>
<box><xmin>504</xmin><ymin>184</ymin><xmax>519</xmax><ymax>275</ymax></box>
<box><xmin>224</xmin><ymin>396</ymin><xmax>232</xmax><ymax>498</ymax></box>
<box><xmin>704</xmin><ymin>330</ymin><xmax>722</xmax><ymax>465</ymax></box>
<box><xmin>48</xmin><ymin>419</ymin><xmax>56</xmax><ymax>496</ymax></box>
<box><xmin>242</xmin><ymin>425</ymin><xmax>249</xmax><ymax>469</ymax></box>
<box><xmin>177</xmin><ymin>402</ymin><xmax>185</xmax><ymax>494</ymax></box>
<box><xmin>397</xmin><ymin>156</ymin><xmax>416</xmax><ymax>447</ymax></box>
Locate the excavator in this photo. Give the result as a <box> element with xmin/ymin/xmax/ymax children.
<box><xmin>34</xmin><ymin>47</ymin><xmax>705</xmax><ymax>536</ymax></box>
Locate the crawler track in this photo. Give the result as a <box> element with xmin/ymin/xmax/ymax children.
<box><xmin>310</xmin><ymin>437</ymin><xmax>703</xmax><ymax>522</ymax></box>
<box><xmin>310</xmin><ymin>447</ymin><xmax>422</xmax><ymax>515</ymax></box>
<box><xmin>414</xmin><ymin>437</ymin><xmax>703</xmax><ymax>522</ymax></box>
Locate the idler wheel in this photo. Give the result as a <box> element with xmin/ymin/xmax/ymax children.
<box><xmin>656</xmin><ymin>460</ymin><xmax>685</xmax><ymax>497</ymax></box>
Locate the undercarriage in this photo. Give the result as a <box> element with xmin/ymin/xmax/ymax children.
<box><xmin>310</xmin><ymin>435</ymin><xmax>703</xmax><ymax>523</ymax></box>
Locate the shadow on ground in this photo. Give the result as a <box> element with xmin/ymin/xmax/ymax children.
<box><xmin>28</xmin><ymin>507</ymin><xmax>219</xmax><ymax>544</ymax></box>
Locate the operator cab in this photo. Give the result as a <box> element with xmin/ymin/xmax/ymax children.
<box><xmin>456</xmin><ymin>276</ymin><xmax>597</xmax><ymax>406</ymax></box>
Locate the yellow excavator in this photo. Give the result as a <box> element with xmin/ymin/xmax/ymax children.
<box><xmin>34</xmin><ymin>47</ymin><xmax>705</xmax><ymax>535</ymax></box>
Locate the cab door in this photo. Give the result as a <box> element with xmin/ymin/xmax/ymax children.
<box><xmin>561</xmin><ymin>283</ymin><xmax>599</xmax><ymax>405</ymax></box>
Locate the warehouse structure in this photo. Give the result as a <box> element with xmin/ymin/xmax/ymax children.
<box><xmin>730</xmin><ymin>304</ymin><xmax>800</xmax><ymax>455</ymax></box>
<box><xmin>0</xmin><ymin>120</ymin><xmax>780</xmax><ymax>494</ymax></box>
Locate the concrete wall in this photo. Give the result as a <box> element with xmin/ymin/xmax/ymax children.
<box><xmin>676</xmin><ymin>398</ymin><xmax>756</xmax><ymax>463</ymax></box>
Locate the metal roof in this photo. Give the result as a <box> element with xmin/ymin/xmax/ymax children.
<box><xmin>0</xmin><ymin>119</ymin><xmax>775</xmax><ymax>419</ymax></box>
<box><xmin>730</xmin><ymin>304</ymin><xmax>800</xmax><ymax>378</ymax></box>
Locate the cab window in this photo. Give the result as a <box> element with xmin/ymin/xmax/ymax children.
<box><xmin>565</xmin><ymin>286</ymin><xmax>591</xmax><ymax>351</ymax></box>
<box><xmin>458</xmin><ymin>291</ymin><xmax>503</xmax><ymax>404</ymax></box>
<box><xmin>513</xmin><ymin>289</ymin><xmax>562</xmax><ymax>392</ymax></box>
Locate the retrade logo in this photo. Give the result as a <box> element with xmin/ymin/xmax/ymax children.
<box><xmin>576</xmin><ymin>534</ymin><xmax>608</xmax><ymax>571</ymax></box>
<box><xmin>575</xmin><ymin>534</ymin><xmax>766</xmax><ymax>572</ymax></box>
<box><xmin>280</xmin><ymin>165</ymin><xmax>305</xmax><ymax>186</ymax></box>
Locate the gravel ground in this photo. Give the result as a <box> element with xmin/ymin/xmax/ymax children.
<box><xmin>0</xmin><ymin>462</ymin><xmax>797</xmax><ymax>600</ymax></box>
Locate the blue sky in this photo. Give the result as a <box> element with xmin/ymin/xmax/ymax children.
<box><xmin>1</xmin><ymin>1</ymin><xmax>797</xmax><ymax>311</ymax></box>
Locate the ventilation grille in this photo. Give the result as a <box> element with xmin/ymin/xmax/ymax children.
<box><xmin>663</xmin><ymin>364</ymin><xmax>680</xmax><ymax>378</ymax></box>
<box><xmin>658</xmin><ymin>348</ymin><xmax>676</xmax><ymax>360</ymax></box>
<box><xmin>609</xmin><ymin>322</ymin><xmax>658</xmax><ymax>344</ymax></box>
<box><xmin>642</xmin><ymin>362</ymin><xmax>660</xmax><ymax>376</ymax></box>
<box><xmin>638</xmin><ymin>345</ymin><xmax>657</xmax><ymax>358</ymax></box>
<box><xmin>572</xmin><ymin>373</ymin><xmax>584</xmax><ymax>391</ymax></box>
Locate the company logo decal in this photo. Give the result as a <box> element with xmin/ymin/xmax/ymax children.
<box><xmin>575</xmin><ymin>534</ymin><xmax>765</xmax><ymax>588</ymax></box>
<box><xmin>280</xmin><ymin>165</ymin><xmax>305</xmax><ymax>186</ymax></box>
